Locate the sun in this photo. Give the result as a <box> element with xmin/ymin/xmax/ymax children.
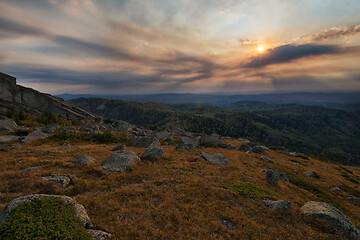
<box><xmin>258</xmin><ymin>46</ymin><xmax>264</xmax><ymax>53</ymax></box>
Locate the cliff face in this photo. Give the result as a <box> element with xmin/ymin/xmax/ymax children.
<box><xmin>0</xmin><ymin>72</ymin><xmax>98</xmax><ymax>120</ymax></box>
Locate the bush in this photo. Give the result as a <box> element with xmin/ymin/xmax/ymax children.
<box><xmin>0</xmin><ymin>198</ymin><xmax>91</xmax><ymax>240</ymax></box>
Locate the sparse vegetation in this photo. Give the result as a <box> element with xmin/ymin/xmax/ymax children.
<box><xmin>226</xmin><ymin>182</ymin><xmax>279</xmax><ymax>199</ymax></box>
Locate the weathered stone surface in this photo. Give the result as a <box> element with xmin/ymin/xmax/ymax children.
<box><xmin>155</xmin><ymin>131</ymin><xmax>172</xmax><ymax>140</ymax></box>
<box><xmin>41</xmin><ymin>174</ymin><xmax>71</xmax><ymax>187</ymax></box>
<box><xmin>304</xmin><ymin>170</ymin><xmax>316</xmax><ymax>178</ymax></box>
<box><xmin>221</xmin><ymin>219</ymin><xmax>236</xmax><ymax>230</ymax></box>
<box><xmin>0</xmin><ymin>194</ymin><xmax>92</xmax><ymax>229</ymax></box>
<box><xmin>301</xmin><ymin>201</ymin><xmax>360</xmax><ymax>239</ymax></box>
<box><xmin>101</xmin><ymin>151</ymin><xmax>141</xmax><ymax>172</ymax></box>
<box><xmin>73</xmin><ymin>156</ymin><xmax>96</xmax><ymax>165</ymax></box>
<box><xmin>130</xmin><ymin>135</ymin><xmax>160</xmax><ymax>148</ymax></box>
<box><xmin>23</xmin><ymin>130</ymin><xmax>49</xmax><ymax>143</ymax></box>
<box><xmin>266</xmin><ymin>170</ymin><xmax>279</xmax><ymax>185</ymax></box>
<box><xmin>180</xmin><ymin>136</ymin><xmax>198</xmax><ymax>146</ymax></box>
<box><xmin>200</xmin><ymin>152</ymin><xmax>231</xmax><ymax>165</ymax></box>
<box><xmin>263</xmin><ymin>200</ymin><xmax>291</xmax><ymax>210</ymax></box>
<box><xmin>42</xmin><ymin>123</ymin><xmax>59</xmax><ymax>133</ymax></box>
<box><xmin>0</xmin><ymin>135</ymin><xmax>20</xmax><ymax>142</ymax></box>
<box><xmin>236</xmin><ymin>143</ymin><xmax>252</xmax><ymax>152</ymax></box>
<box><xmin>200</xmin><ymin>133</ymin><xmax>220</xmax><ymax>147</ymax></box>
<box><xmin>176</xmin><ymin>143</ymin><xmax>194</xmax><ymax>150</ymax></box>
<box><xmin>0</xmin><ymin>72</ymin><xmax>99</xmax><ymax>120</ymax></box>
<box><xmin>0</xmin><ymin>118</ymin><xmax>18</xmax><ymax>132</ymax></box>
<box><xmin>21</xmin><ymin>167</ymin><xmax>39</xmax><ymax>172</ymax></box>
<box><xmin>253</xmin><ymin>146</ymin><xmax>266</xmax><ymax>154</ymax></box>
<box><xmin>143</xmin><ymin>147</ymin><xmax>163</xmax><ymax>161</ymax></box>
<box><xmin>111</xmin><ymin>144</ymin><xmax>125</xmax><ymax>152</ymax></box>
<box><xmin>87</xmin><ymin>229</ymin><xmax>112</xmax><ymax>240</ymax></box>
<box><xmin>330</xmin><ymin>187</ymin><xmax>342</xmax><ymax>192</ymax></box>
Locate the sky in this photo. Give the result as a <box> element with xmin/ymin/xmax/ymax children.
<box><xmin>0</xmin><ymin>0</ymin><xmax>360</xmax><ymax>95</ymax></box>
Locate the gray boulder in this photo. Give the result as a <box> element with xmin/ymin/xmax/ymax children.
<box><xmin>265</xmin><ymin>170</ymin><xmax>288</xmax><ymax>185</ymax></box>
<box><xmin>263</xmin><ymin>200</ymin><xmax>292</xmax><ymax>210</ymax></box>
<box><xmin>101</xmin><ymin>151</ymin><xmax>141</xmax><ymax>172</ymax></box>
<box><xmin>0</xmin><ymin>118</ymin><xmax>18</xmax><ymax>132</ymax></box>
<box><xmin>73</xmin><ymin>156</ymin><xmax>96</xmax><ymax>165</ymax></box>
<box><xmin>41</xmin><ymin>174</ymin><xmax>71</xmax><ymax>187</ymax></box>
<box><xmin>266</xmin><ymin>170</ymin><xmax>280</xmax><ymax>185</ymax></box>
<box><xmin>23</xmin><ymin>130</ymin><xmax>49</xmax><ymax>143</ymax></box>
<box><xmin>143</xmin><ymin>147</ymin><xmax>163</xmax><ymax>161</ymax></box>
<box><xmin>200</xmin><ymin>152</ymin><xmax>231</xmax><ymax>165</ymax></box>
<box><xmin>0</xmin><ymin>194</ymin><xmax>92</xmax><ymax>228</ymax></box>
<box><xmin>42</xmin><ymin>123</ymin><xmax>59</xmax><ymax>133</ymax></box>
<box><xmin>301</xmin><ymin>201</ymin><xmax>360</xmax><ymax>239</ymax></box>
<box><xmin>180</xmin><ymin>136</ymin><xmax>198</xmax><ymax>147</ymax></box>
<box><xmin>111</xmin><ymin>144</ymin><xmax>125</xmax><ymax>152</ymax></box>
<box><xmin>0</xmin><ymin>135</ymin><xmax>20</xmax><ymax>142</ymax></box>
<box><xmin>130</xmin><ymin>135</ymin><xmax>160</xmax><ymax>148</ymax></box>
<box><xmin>155</xmin><ymin>131</ymin><xmax>172</xmax><ymax>140</ymax></box>
<box><xmin>253</xmin><ymin>146</ymin><xmax>267</xmax><ymax>154</ymax></box>
<box><xmin>200</xmin><ymin>133</ymin><xmax>220</xmax><ymax>147</ymax></box>
<box><xmin>236</xmin><ymin>143</ymin><xmax>252</xmax><ymax>152</ymax></box>
<box><xmin>304</xmin><ymin>170</ymin><xmax>317</xmax><ymax>178</ymax></box>
<box><xmin>21</xmin><ymin>167</ymin><xmax>39</xmax><ymax>172</ymax></box>
<box><xmin>176</xmin><ymin>143</ymin><xmax>194</xmax><ymax>150</ymax></box>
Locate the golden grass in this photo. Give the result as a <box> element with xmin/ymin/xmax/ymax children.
<box><xmin>0</xmin><ymin>137</ymin><xmax>359</xmax><ymax>239</ymax></box>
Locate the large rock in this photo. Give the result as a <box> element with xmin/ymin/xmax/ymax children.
<box><xmin>253</xmin><ymin>146</ymin><xmax>267</xmax><ymax>154</ymax></box>
<box><xmin>236</xmin><ymin>143</ymin><xmax>252</xmax><ymax>152</ymax></box>
<box><xmin>263</xmin><ymin>200</ymin><xmax>291</xmax><ymax>211</ymax></box>
<box><xmin>200</xmin><ymin>152</ymin><xmax>231</xmax><ymax>165</ymax></box>
<box><xmin>265</xmin><ymin>170</ymin><xmax>288</xmax><ymax>185</ymax></box>
<box><xmin>73</xmin><ymin>156</ymin><xmax>96</xmax><ymax>165</ymax></box>
<box><xmin>101</xmin><ymin>151</ymin><xmax>141</xmax><ymax>172</ymax></box>
<box><xmin>0</xmin><ymin>118</ymin><xmax>18</xmax><ymax>132</ymax></box>
<box><xmin>130</xmin><ymin>135</ymin><xmax>160</xmax><ymax>148</ymax></box>
<box><xmin>155</xmin><ymin>131</ymin><xmax>172</xmax><ymax>140</ymax></box>
<box><xmin>111</xmin><ymin>145</ymin><xmax>125</xmax><ymax>152</ymax></box>
<box><xmin>0</xmin><ymin>135</ymin><xmax>20</xmax><ymax>142</ymax></box>
<box><xmin>176</xmin><ymin>143</ymin><xmax>194</xmax><ymax>150</ymax></box>
<box><xmin>180</xmin><ymin>136</ymin><xmax>198</xmax><ymax>147</ymax></box>
<box><xmin>0</xmin><ymin>194</ymin><xmax>92</xmax><ymax>228</ymax></box>
<box><xmin>143</xmin><ymin>147</ymin><xmax>163</xmax><ymax>161</ymax></box>
<box><xmin>22</xmin><ymin>130</ymin><xmax>49</xmax><ymax>143</ymax></box>
<box><xmin>301</xmin><ymin>201</ymin><xmax>360</xmax><ymax>239</ymax></box>
<box><xmin>200</xmin><ymin>134</ymin><xmax>220</xmax><ymax>147</ymax></box>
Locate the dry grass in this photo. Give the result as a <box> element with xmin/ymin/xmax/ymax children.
<box><xmin>0</xmin><ymin>137</ymin><xmax>359</xmax><ymax>239</ymax></box>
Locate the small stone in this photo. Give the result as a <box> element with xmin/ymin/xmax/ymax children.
<box><xmin>330</xmin><ymin>187</ymin><xmax>342</xmax><ymax>192</ymax></box>
<box><xmin>304</xmin><ymin>170</ymin><xmax>317</xmax><ymax>178</ymax></box>
<box><xmin>263</xmin><ymin>200</ymin><xmax>291</xmax><ymax>211</ymax></box>
<box><xmin>143</xmin><ymin>147</ymin><xmax>163</xmax><ymax>161</ymax></box>
<box><xmin>266</xmin><ymin>169</ymin><xmax>280</xmax><ymax>185</ymax></box>
<box><xmin>41</xmin><ymin>174</ymin><xmax>71</xmax><ymax>187</ymax></box>
<box><xmin>111</xmin><ymin>145</ymin><xmax>125</xmax><ymax>151</ymax></box>
<box><xmin>73</xmin><ymin>156</ymin><xmax>96</xmax><ymax>165</ymax></box>
<box><xmin>21</xmin><ymin>167</ymin><xmax>39</xmax><ymax>172</ymax></box>
<box><xmin>62</xmin><ymin>142</ymin><xmax>71</xmax><ymax>147</ymax></box>
<box><xmin>221</xmin><ymin>219</ymin><xmax>236</xmax><ymax>230</ymax></box>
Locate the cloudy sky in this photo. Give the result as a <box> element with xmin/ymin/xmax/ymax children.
<box><xmin>1</xmin><ymin>0</ymin><xmax>360</xmax><ymax>94</ymax></box>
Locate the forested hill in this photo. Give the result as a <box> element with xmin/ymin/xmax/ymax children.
<box><xmin>69</xmin><ymin>98</ymin><xmax>360</xmax><ymax>165</ymax></box>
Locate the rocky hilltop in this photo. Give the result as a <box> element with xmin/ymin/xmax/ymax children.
<box><xmin>0</xmin><ymin>72</ymin><xmax>98</xmax><ymax>120</ymax></box>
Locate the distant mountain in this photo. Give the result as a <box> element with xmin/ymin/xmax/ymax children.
<box><xmin>69</xmin><ymin>97</ymin><xmax>360</xmax><ymax>165</ymax></box>
<box><xmin>58</xmin><ymin>91</ymin><xmax>360</xmax><ymax>112</ymax></box>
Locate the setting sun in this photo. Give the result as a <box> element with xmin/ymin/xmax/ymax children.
<box><xmin>258</xmin><ymin>46</ymin><xmax>264</xmax><ymax>53</ymax></box>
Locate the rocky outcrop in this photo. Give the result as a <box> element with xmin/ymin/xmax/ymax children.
<box><xmin>0</xmin><ymin>72</ymin><xmax>98</xmax><ymax>120</ymax></box>
<box><xmin>301</xmin><ymin>201</ymin><xmax>360</xmax><ymax>239</ymax></box>
<box><xmin>0</xmin><ymin>118</ymin><xmax>19</xmax><ymax>132</ymax></box>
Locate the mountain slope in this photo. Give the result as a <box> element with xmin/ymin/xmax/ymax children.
<box><xmin>69</xmin><ymin>98</ymin><xmax>360</xmax><ymax>165</ymax></box>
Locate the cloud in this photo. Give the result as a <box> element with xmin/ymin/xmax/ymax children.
<box><xmin>304</xmin><ymin>25</ymin><xmax>360</xmax><ymax>41</ymax></box>
<box><xmin>0</xmin><ymin>16</ymin><xmax>47</xmax><ymax>36</ymax></box>
<box><xmin>244</xmin><ymin>44</ymin><xmax>341</xmax><ymax>68</ymax></box>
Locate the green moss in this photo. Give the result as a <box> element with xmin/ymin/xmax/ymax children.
<box><xmin>0</xmin><ymin>198</ymin><xmax>91</xmax><ymax>240</ymax></box>
<box><xmin>226</xmin><ymin>182</ymin><xmax>279</xmax><ymax>199</ymax></box>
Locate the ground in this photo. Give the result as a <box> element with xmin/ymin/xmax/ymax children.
<box><xmin>0</xmin><ymin>137</ymin><xmax>359</xmax><ymax>239</ymax></box>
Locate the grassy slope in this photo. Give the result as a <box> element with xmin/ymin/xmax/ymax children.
<box><xmin>1</xmin><ymin>138</ymin><xmax>360</xmax><ymax>239</ymax></box>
